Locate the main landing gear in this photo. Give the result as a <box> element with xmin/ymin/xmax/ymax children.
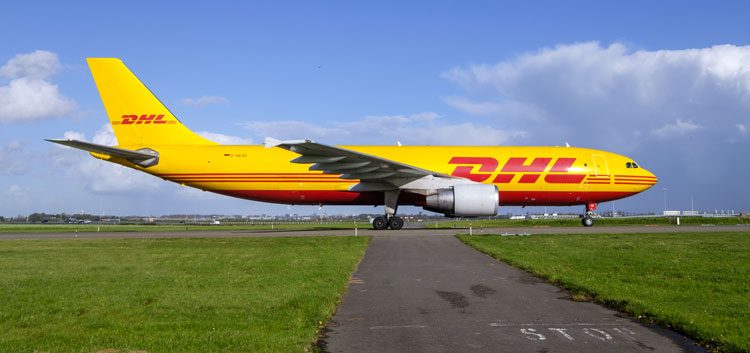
<box><xmin>372</xmin><ymin>215</ymin><xmax>404</xmax><ymax>230</ymax></box>
<box><xmin>581</xmin><ymin>201</ymin><xmax>597</xmax><ymax>227</ymax></box>
<box><xmin>372</xmin><ymin>190</ymin><xmax>404</xmax><ymax>230</ymax></box>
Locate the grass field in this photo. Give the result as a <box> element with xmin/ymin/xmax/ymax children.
<box><xmin>0</xmin><ymin>236</ymin><xmax>370</xmax><ymax>353</ymax></box>
<box><xmin>0</xmin><ymin>222</ymin><xmax>364</xmax><ymax>233</ymax></box>
<box><xmin>438</xmin><ymin>216</ymin><xmax>749</xmax><ymax>228</ymax></box>
<box><xmin>458</xmin><ymin>232</ymin><xmax>750</xmax><ymax>352</ymax></box>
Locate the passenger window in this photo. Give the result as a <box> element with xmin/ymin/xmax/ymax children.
<box><xmin>626</xmin><ymin>162</ymin><xmax>632</xmax><ymax>168</ymax></box>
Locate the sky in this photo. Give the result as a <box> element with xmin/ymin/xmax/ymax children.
<box><xmin>1</xmin><ymin>1</ymin><xmax>749</xmax><ymax>217</ymax></box>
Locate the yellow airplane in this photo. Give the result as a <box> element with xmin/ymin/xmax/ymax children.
<box><xmin>48</xmin><ymin>58</ymin><xmax>657</xmax><ymax>229</ymax></box>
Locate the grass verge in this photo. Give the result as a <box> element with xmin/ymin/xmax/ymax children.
<box><xmin>458</xmin><ymin>232</ymin><xmax>749</xmax><ymax>352</ymax></box>
<box><xmin>0</xmin><ymin>222</ymin><xmax>364</xmax><ymax>233</ymax></box>
<box><xmin>0</xmin><ymin>236</ymin><xmax>370</xmax><ymax>353</ymax></box>
<box><xmin>438</xmin><ymin>216</ymin><xmax>749</xmax><ymax>228</ymax></box>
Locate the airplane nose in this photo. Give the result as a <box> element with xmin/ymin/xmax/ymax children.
<box><xmin>642</xmin><ymin>169</ymin><xmax>658</xmax><ymax>190</ymax></box>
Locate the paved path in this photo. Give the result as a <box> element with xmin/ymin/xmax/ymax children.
<box><xmin>320</xmin><ymin>234</ymin><xmax>704</xmax><ymax>353</ymax></box>
<box><xmin>1</xmin><ymin>224</ymin><xmax>747</xmax><ymax>240</ymax></box>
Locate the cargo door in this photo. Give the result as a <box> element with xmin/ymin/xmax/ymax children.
<box><xmin>592</xmin><ymin>154</ymin><xmax>609</xmax><ymax>176</ymax></box>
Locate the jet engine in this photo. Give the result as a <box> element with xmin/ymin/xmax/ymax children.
<box><xmin>424</xmin><ymin>184</ymin><xmax>499</xmax><ymax>217</ymax></box>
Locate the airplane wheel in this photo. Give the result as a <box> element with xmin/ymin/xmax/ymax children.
<box><xmin>582</xmin><ymin>216</ymin><xmax>594</xmax><ymax>227</ymax></box>
<box><xmin>388</xmin><ymin>216</ymin><xmax>404</xmax><ymax>230</ymax></box>
<box><xmin>372</xmin><ymin>216</ymin><xmax>388</xmax><ymax>230</ymax></box>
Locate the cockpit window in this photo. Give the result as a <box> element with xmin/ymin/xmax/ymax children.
<box><xmin>626</xmin><ymin>162</ymin><xmax>632</xmax><ymax>168</ymax></box>
<box><xmin>633</xmin><ymin>162</ymin><xmax>639</xmax><ymax>168</ymax></box>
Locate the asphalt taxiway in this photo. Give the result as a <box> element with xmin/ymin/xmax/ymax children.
<box><xmin>319</xmin><ymin>233</ymin><xmax>705</xmax><ymax>353</ymax></box>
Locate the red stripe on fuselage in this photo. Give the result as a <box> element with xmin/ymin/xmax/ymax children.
<box><xmin>614</xmin><ymin>175</ymin><xmax>657</xmax><ymax>179</ymax></box>
<box><xmin>545</xmin><ymin>174</ymin><xmax>586</xmax><ymax>183</ymax></box>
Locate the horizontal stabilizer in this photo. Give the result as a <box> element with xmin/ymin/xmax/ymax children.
<box><xmin>46</xmin><ymin>139</ymin><xmax>159</xmax><ymax>168</ymax></box>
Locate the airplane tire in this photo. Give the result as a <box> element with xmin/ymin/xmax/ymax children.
<box><xmin>372</xmin><ymin>216</ymin><xmax>388</xmax><ymax>230</ymax></box>
<box><xmin>388</xmin><ymin>216</ymin><xmax>404</xmax><ymax>230</ymax></box>
<box><xmin>582</xmin><ymin>216</ymin><xmax>594</xmax><ymax>227</ymax></box>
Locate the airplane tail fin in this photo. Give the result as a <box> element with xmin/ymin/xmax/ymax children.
<box><xmin>86</xmin><ymin>58</ymin><xmax>215</xmax><ymax>146</ymax></box>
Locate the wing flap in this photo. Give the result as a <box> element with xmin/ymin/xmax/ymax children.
<box><xmin>291</xmin><ymin>155</ymin><xmax>347</xmax><ymax>164</ymax></box>
<box><xmin>310</xmin><ymin>161</ymin><xmax>372</xmax><ymax>171</ymax></box>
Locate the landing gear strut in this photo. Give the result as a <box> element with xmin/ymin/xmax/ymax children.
<box><xmin>372</xmin><ymin>190</ymin><xmax>404</xmax><ymax>230</ymax></box>
<box><xmin>581</xmin><ymin>201</ymin><xmax>597</xmax><ymax>227</ymax></box>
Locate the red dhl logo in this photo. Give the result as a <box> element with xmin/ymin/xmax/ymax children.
<box><xmin>112</xmin><ymin>114</ymin><xmax>176</xmax><ymax>125</ymax></box>
<box><xmin>449</xmin><ymin>157</ymin><xmax>586</xmax><ymax>184</ymax></box>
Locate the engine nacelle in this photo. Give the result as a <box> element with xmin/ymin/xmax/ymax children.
<box><xmin>424</xmin><ymin>184</ymin><xmax>499</xmax><ymax>217</ymax></box>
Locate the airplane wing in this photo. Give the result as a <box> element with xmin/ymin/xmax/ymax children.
<box><xmin>46</xmin><ymin>139</ymin><xmax>159</xmax><ymax>168</ymax></box>
<box><xmin>264</xmin><ymin>137</ymin><xmax>471</xmax><ymax>193</ymax></box>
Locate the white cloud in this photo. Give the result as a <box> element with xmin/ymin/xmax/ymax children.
<box><xmin>443</xmin><ymin>42</ymin><xmax>750</xmax><ymax>149</ymax></box>
<box><xmin>443</xmin><ymin>96</ymin><xmax>548</xmax><ymax>121</ymax></box>
<box><xmin>738</xmin><ymin>124</ymin><xmax>748</xmax><ymax>134</ymax></box>
<box><xmin>0</xmin><ymin>50</ymin><xmax>75</xmax><ymax>123</ymax></box>
<box><xmin>181</xmin><ymin>95</ymin><xmax>229</xmax><ymax>107</ymax></box>
<box><xmin>443</xmin><ymin>96</ymin><xmax>505</xmax><ymax>116</ymax></box>
<box><xmin>76</xmin><ymin>157</ymin><xmax>161</xmax><ymax>193</ymax></box>
<box><xmin>0</xmin><ymin>78</ymin><xmax>76</xmax><ymax>123</ymax></box>
<box><xmin>650</xmin><ymin>119</ymin><xmax>703</xmax><ymax>138</ymax></box>
<box><xmin>92</xmin><ymin>124</ymin><xmax>118</xmax><ymax>146</ymax></box>
<box><xmin>0</xmin><ymin>142</ymin><xmax>29</xmax><ymax>175</ymax></box>
<box><xmin>0</xmin><ymin>50</ymin><xmax>60</xmax><ymax>79</ymax></box>
<box><xmin>197</xmin><ymin>131</ymin><xmax>253</xmax><ymax>145</ymax></box>
<box><xmin>243</xmin><ymin>112</ymin><xmax>526</xmax><ymax>145</ymax></box>
<box><xmin>63</xmin><ymin>130</ymin><xmax>86</xmax><ymax>141</ymax></box>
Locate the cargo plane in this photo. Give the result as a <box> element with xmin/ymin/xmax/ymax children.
<box><xmin>48</xmin><ymin>59</ymin><xmax>657</xmax><ymax>229</ymax></box>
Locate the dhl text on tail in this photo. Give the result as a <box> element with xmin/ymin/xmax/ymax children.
<box><xmin>48</xmin><ymin>58</ymin><xmax>657</xmax><ymax>229</ymax></box>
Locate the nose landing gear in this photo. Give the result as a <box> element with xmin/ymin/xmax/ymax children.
<box><xmin>581</xmin><ymin>201</ymin><xmax>597</xmax><ymax>227</ymax></box>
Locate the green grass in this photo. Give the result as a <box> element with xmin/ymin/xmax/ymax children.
<box><xmin>458</xmin><ymin>232</ymin><xmax>750</xmax><ymax>352</ymax></box>
<box><xmin>437</xmin><ymin>216</ymin><xmax>749</xmax><ymax>228</ymax></box>
<box><xmin>0</xmin><ymin>222</ymin><xmax>365</xmax><ymax>233</ymax></box>
<box><xmin>0</xmin><ymin>236</ymin><xmax>370</xmax><ymax>353</ymax></box>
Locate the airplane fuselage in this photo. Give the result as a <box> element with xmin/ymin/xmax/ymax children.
<box><xmin>102</xmin><ymin>144</ymin><xmax>657</xmax><ymax>208</ymax></box>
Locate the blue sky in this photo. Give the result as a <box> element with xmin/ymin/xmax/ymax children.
<box><xmin>2</xmin><ymin>1</ymin><xmax>749</xmax><ymax>217</ymax></box>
